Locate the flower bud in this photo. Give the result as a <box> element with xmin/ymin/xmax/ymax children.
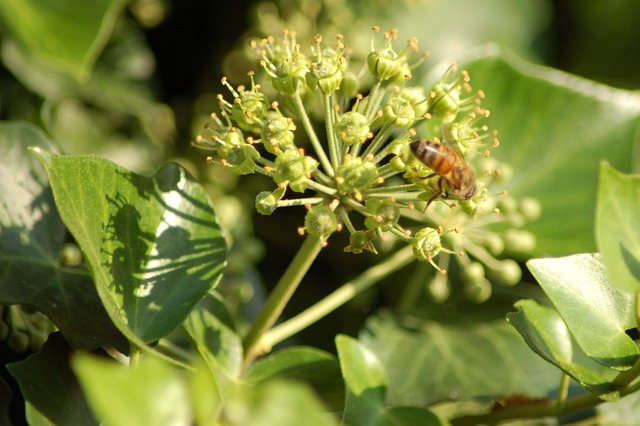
<box><xmin>464</xmin><ymin>278</ymin><xmax>492</xmax><ymax>303</ymax></box>
<box><xmin>487</xmin><ymin>259</ymin><xmax>522</xmax><ymax>286</ymax></box>
<box><xmin>382</xmin><ymin>97</ymin><xmax>417</xmax><ymax>128</ymax></box>
<box><xmin>225</xmin><ymin>144</ymin><xmax>260</xmax><ymax>175</ymax></box>
<box><xmin>461</xmin><ymin>261</ymin><xmax>485</xmax><ymax>285</ymax></box>
<box><xmin>411</xmin><ymin>227</ymin><xmax>442</xmax><ymax>262</ymax></box>
<box><xmin>502</xmin><ymin>229</ymin><xmax>537</xmax><ymax>257</ymax></box>
<box><xmin>273</xmin><ymin>149</ymin><xmax>318</xmax><ymax>192</ymax></box>
<box><xmin>364</xmin><ymin>199</ymin><xmax>399</xmax><ymax>231</ymax></box>
<box><xmin>335</xmin><ymin>157</ymin><xmax>378</xmax><ymax>195</ymax></box>
<box><xmin>518</xmin><ymin>197</ymin><xmax>542</xmax><ymax>222</ymax></box>
<box><xmin>231</xmin><ymin>90</ymin><xmax>270</xmax><ymax>134</ymax></box>
<box><xmin>255</xmin><ymin>187</ymin><xmax>286</xmax><ymax>215</ymax></box>
<box><xmin>335</xmin><ymin>112</ymin><xmax>370</xmax><ymax>146</ymax></box>
<box><xmin>344</xmin><ymin>230</ymin><xmax>377</xmax><ymax>254</ymax></box>
<box><xmin>428</xmin><ymin>83</ymin><xmax>460</xmax><ymax>123</ymax></box>
<box><xmin>367</xmin><ymin>49</ymin><xmax>402</xmax><ymax>81</ymax></box>
<box><xmin>261</xmin><ymin>115</ymin><xmax>296</xmax><ymax>154</ymax></box>
<box><xmin>271</xmin><ymin>60</ymin><xmax>309</xmax><ymax>95</ymax></box>
<box><xmin>304</xmin><ymin>205</ymin><xmax>338</xmax><ymax>239</ymax></box>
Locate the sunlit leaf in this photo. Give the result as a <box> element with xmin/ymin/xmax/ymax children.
<box><xmin>0</xmin><ymin>0</ymin><xmax>126</xmax><ymax>81</ymax></box>
<box><xmin>246</xmin><ymin>345</ymin><xmax>344</xmax><ymax>411</ymax></box>
<box><xmin>596</xmin><ymin>163</ymin><xmax>640</xmax><ymax>293</ymax></box>
<box><xmin>527</xmin><ymin>254</ymin><xmax>638</xmax><ymax>370</ymax></box>
<box><xmin>359</xmin><ymin>310</ymin><xmax>560</xmax><ymax>406</ymax></box>
<box><xmin>337</xmin><ymin>334</ymin><xmax>388</xmax><ymax>426</ymax></box>
<box><xmin>507</xmin><ymin>300</ymin><xmax>617</xmax><ymax>400</ymax></box>
<box><xmin>183</xmin><ymin>293</ymin><xmax>242</xmax><ymax>402</ymax></box>
<box><xmin>7</xmin><ymin>333</ymin><xmax>97</xmax><ymax>425</ymax></box>
<box><xmin>73</xmin><ymin>354</ymin><xmax>191</xmax><ymax>426</ymax></box>
<box><xmin>33</xmin><ymin>149</ymin><xmax>227</xmax><ymax>344</ymax></box>
<box><xmin>452</xmin><ymin>46</ymin><xmax>640</xmax><ymax>256</ymax></box>
<box><xmin>0</xmin><ymin>122</ymin><xmax>126</xmax><ymax>351</ymax></box>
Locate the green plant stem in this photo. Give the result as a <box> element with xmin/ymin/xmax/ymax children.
<box><xmin>263</xmin><ymin>245</ymin><xmax>415</xmax><ymax>348</ymax></box>
<box><xmin>242</xmin><ymin>234</ymin><xmax>324</xmax><ymax>368</ymax></box>
<box><xmin>290</xmin><ymin>91</ymin><xmax>334</xmax><ymax>176</ymax></box>
<box><xmin>555</xmin><ymin>373</ymin><xmax>570</xmax><ymax>409</ymax></box>
<box><xmin>323</xmin><ymin>92</ymin><xmax>341</xmax><ymax>169</ymax></box>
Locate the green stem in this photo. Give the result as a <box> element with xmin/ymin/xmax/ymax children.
<box><xmin>362</xmin><ymin>122</ymin><xmax>393</xmax><ymax>159</ymax></box>
<box><xmin>263</xmin><ymin>245</ymin><xmax>415</xmax><ymax>348</ymax></box>
<box><xmin>323</xmin><ymin>92</ymin><xmax>341</xmax><ymax>169</ymax></box>
<box><xmin>290</xmin><ymin>91</ymin><xmax>334</xmax><ymax>176</ymax></box>
<box><xmin>555</xmin><ymin>373</ymin><xmax>570</xmax><ymax>409</ymax></box>
<box><xmin>242</xmin><ymin>234</ymin><xmax>324</xmax><ymax>368</ymax></box>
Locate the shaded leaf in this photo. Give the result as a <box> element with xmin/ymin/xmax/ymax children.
<box><xmin>0</xmin><ymin>377</ymin><xmax>12</xmax><ymax>426</ymax></box>
<box><xmin>33</xmin><ymin>148</ymin><xmax>227</xmax><ymax>344</ymax></box>
<box><xmin>375</xmin><ymin>406</ymin><xmax>449</xmax><ymax>426</ymax></box>
<box><xmin>183</xmin><ymin>293</ymin><xmax>242</xmax><ymax>402</ymax></box>
<box><xmin>336</xmin><ymin>334</ymin><xmax>388</xmax><ymax>426</ymax></box>
<box><xmin>597</xmin><ymin>389</ymin><xmax>640</xmax><ymax>426</ymax></box>
<box><xmin>507</xmin><ymin>299</ymin><xmax>617</xmax><ymax>400</ymax></box>
<box><xmin>246</xmin><ymin>345</ymin><xmax>344</xmax><ymax>411</ymax></box>
<box><xmin>527</xmin><ymin>254</ymin><xmax>638</xmax><ymax>370</ymax></box>
<box><xmin>596</xmin><ymin>163</ymin><xmax>640</xmax><ymax>293</ymax></box>
<box><xmin>73</xmin><ymin>354</ymin><xmax>191</xmax><ymax>426</ymax></box>
<box><xmin>0</xmin><ymin>0</ymin><xmax>126</xmax><ymax>81</ymax></box>
<box><xmin>359</xmin><ymin>310</ymin><xmax>560</xmax><ymax>406</ymax></box>
<box><xmin>6</xmin><ymin>333</ymin><xmax>97</xmax><ymax>425</ymax></box>
<box><xmin>0</xmin><ymin>121</ymin><xmax>126</xmax><ymax>351</ymax></box>
<box><xmin>455</xmin><ymin>46</ymin><xmax>640</xmax><ymax>255</ymax></box>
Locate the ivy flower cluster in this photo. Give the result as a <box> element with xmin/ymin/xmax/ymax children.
<box><xmin>195</xmin><ymin>28</ymin><xmax>540</xmax><ymax>302</ymax></box>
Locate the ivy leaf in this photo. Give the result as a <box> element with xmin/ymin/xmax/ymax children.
<box><xmin>456</xmin><ymin>46</ymin><xmax>640</xmax><ymax>256</ymax></box>
<box><xmin>246</xmin><ymin>346</ymin><xmax>345</xmax><ymax>411</ymax></box>
<box><xmin>359</xmin><ymin>310</ymin><xmax>560</xmax><ymax>406</ymax></box>
<box><xmin>0</xmin><ymin>122</ymin><xmax>126</xmax><ymax>351</ymax></box>
<box><xmin>507</xmin><ymin>299</ymin><xmax>618</xmax><ymax>400</ymax></box>
<box><xmin>182</xmin><ymin>293</ymin><xmax>242</xmax><ymax>403</ymax></box>
<box><xmin>32</xmin><ymin>148</ymin><xmax>227</xmax><ymax>344</ymax></box>
<box><xmin>73</xmin><ymin>354</ymin><xmax>191</xmax><ymax>426</ymax></box>
<box><xmin>337</xmin><ymin>334</ymin><xmax>388</xmax><ymax>426</ymax></box>
<box><xmin>7</xmin><ymin>333</ymin><xmax>97</xmax><ymax>425</ymax></box>
<box><xmin>596</xmin><ymin>163</ymin><xmax>640</xmax><ymax>293</ymax></box>
<box><xmin>0</xmin><ymin>0</ymin><xmax>126</xmax><ymax>81</ymax></box>
<box><xmin>527</xmin><ymin>254</ymin><xmax>638</xmax><ymax>370</ymax></box>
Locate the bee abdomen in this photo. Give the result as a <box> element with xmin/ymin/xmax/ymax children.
<box><xmin>409</xmin><ymin>139</ymin><xmax>452</xmax><ymax>173</ymax></box>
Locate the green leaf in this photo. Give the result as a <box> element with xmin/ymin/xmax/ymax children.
<box><xmin>33</xmin><ymin>148</ymin><xmax>227</xmax><ymax>344</ymax></box>
<box><xmin>596</xmin><ymin>163</ymin><xmax>640</xmax><ymax>292</ymax></box>
<box><xmin>597</xmin><ymin>388</ymin><xmax>640</xmax><ymax>426</ymax></box>
<box><xmin>0</xmin><ymin>377</ymin><xmax>12</xmax><ymax>426</ymax></box>
<box><xmin>182</xmin><ymin>293</ymin><xmax>242</xmax><ymax>402</ymax></box>
<box><xmin>376</xmin><ymin>407</ymin><xmax>449</xmax><ymax>426</ymax></box>
<box><xmin>507</xmin><ymin>300</ymin><xmax>617</xmax><ymax>399</ymax></box>
<box><xmin>457</xmin><ymin>47</ymin><xmax>640</xmax><ymax>255</ymax></box>
<box><xmin>0</xmin><ymin>122</ymin><xmax>126</xmax><ymax>350</ymax></box>
<box><xmin>73</xmin><ymin>354</ymin><xmax>191</xmax><ymax>426</ymax></box>
<box><xmin>0</xmin><ymin>0</ymin><xmax>126</xmax><ymax>81</ymax></box>
<box><xmin>7</xmin><ymin>333</ymin><xmax>97</xmax><ymax>425</ymax></box>
<box><xmin>246</xmin><ymin>346</ymin><xmax>345</xmax><ymax>411</ymax></box>
<box><xmin>359</xmin><ymin>310</ymin><xmax>560</xmax><ymax>406</ymax></box>
<box><xmin>527</xmin><ymin>254</ymin><xmax>638</xmax><ymax>370</ymax></box>
<box><xmin>336</xmin><ymin>334</ymin><xmax>388</xmax><ymax>426</ymax></box>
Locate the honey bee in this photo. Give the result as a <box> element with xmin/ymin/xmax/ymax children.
<box><xmin>409</xmin><ymin>139</ymin><xmax>477</xmax><ymax>206</ymax></box>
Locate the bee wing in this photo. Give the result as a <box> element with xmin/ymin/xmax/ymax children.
<box><xmin>439</xmin><ymin>127</ymin><xmax>469</xmax><ymax>165</ymax></box>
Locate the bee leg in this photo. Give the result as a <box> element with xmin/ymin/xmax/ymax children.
<box><xmin>423</xmin><ymin>177</ymin><xmax>444</xmax><ymax>211</ymax></box>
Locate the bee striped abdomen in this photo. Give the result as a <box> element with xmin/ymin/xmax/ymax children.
<box><xmin>409</xmin><ymin>139</ymin><xmax>454</xmax><ymax>174</ymax></box>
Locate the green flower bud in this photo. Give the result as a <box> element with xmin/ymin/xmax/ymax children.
<box><xmin>367</xmin><ymin>48</ymin><xmax>402</xmax><ymax>81</ymax></box>
<box><xmin>426</xmin><ymin>273</ymin><xmax>450</xmax><ymax>303</ymax></box>
<box><xmin>496</xmin><ymin>195</ymin><xmax>518</xmax><ymax>215</ymax></box>
<box><xmin>255</xmin><ymin>187</ymin><xmax>286</xmax><ymax>215</ymax></box>
<box><xmin>340</xmin><ymin>71</ymin><xmax>360</xmax><ymax>99</ymax></box>
<box><xmin>231</xmin><ymin>90</ymin><xmax>270</xmax><ymax>134</ymax></box>
<box><xmin>306</xmin><ymin>48</ymin><xmax>345</xmax><ymax>94</ymax></box>
<box><xmin>335</xmin><ymin>112</ymin><xmax>370</xmax><ymax>146</ymax></box>
<box><xmin>461</xmin><ymin>261</ymin><xmax>485</xmax><ymax>285</ymax></box>
<box><xmin>487</xmin><ymin>259</ymin><xmax>522</xmax><ymax>286</ymax></box>
<box><xmin>382</xmin><ymin>97</ymin><xmax>417</xmax><ymax>128</ymax></box>
<box><xmin>429</xmin><ymin>83</ymin><xmax>460</xmax><ymax>123</ymax></box>
<box><xmin>389</xmin><ymin>156</ymin><xmax>407</xmax><ymax>173</ymax></box>
<box><xmin>364</xmin><ymin>199</ymin><xmax>400</xmax><ymax>231</ymax></box>
<box><xmin>273</xmin><ymin>149</ymin><xmax>318</xmax><ymax>192</ymax></box>
<box><xmin>412</xmin><ymin>227</ymin><xmax>442</xmax><ymax>262</ymax></box>
<box><xmin>463</xmin><ymin>278</ymin><xmax>492</xmax><ymax>303</ymax></box>
<box><xmin>335</xmin><ymin>156</ymin><xmax>378</xmax><ymax>195</ymax></box>
<box><xmin>399</xmin><ymin>86</ymin><xmax>427</xmax><ymax>117</ymax></box>
<box><xmin>518</xmin><ymin>197</ymin><xmax>542</xmax><ymax>222</ymax></box>
<box><xmin>271</xmin><ymin>60</ymin><xmax>310</xmax><ymax>95</ymax></box>
<box><xmin>225</xmin><ymin>144</ymin><xmax>260</xmax><ymax>175</ymax></box>
<box><xmin>344</xmin><ymin>230</ymin><xmax>377</xmax><ymax>254</ymax></box>
<box><xmin>483</xmin><ymin>233</ymin><xmax>504</xmax><ymax>256</ymax></box>
<box><xmin>304</xmin><ymin>205</ymin><xmax>338</xmax><ymax>239</ymax></box>
<box><xmin>261</xmin><ymin>115</ymin><xmax>296</xmax><ymax>154</ymax></box>
<box><xmin>502</xmin><ymin>229</ymin><xmax>537</xmax><ymax>256</ymax></box>
<box><xmin>59</xmin><ymin>242</ymin><xmax>83</xmax><ymax>266</ymax></box>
